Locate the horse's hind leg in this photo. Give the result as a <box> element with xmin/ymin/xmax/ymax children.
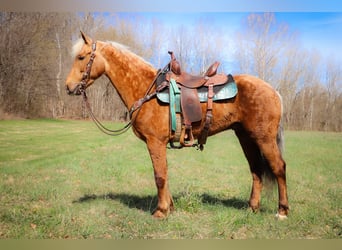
<box><xmin>146</xmin><ymin>138</ymin><xmax>174</xmax><ymax>218</ymax></box>
<box><xmin>234</xmin><ymin>126</ymin><xmax>264</xmax><ymax>212</ymax></box>
<box><xmin>257</xmin><ymin>140</ymin><xmax>289</xmax><ymax>218</ymax></box>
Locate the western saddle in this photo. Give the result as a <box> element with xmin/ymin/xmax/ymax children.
<box><xmin>164</xmin><ymin>51</ymin><xmax>232</xmax><ymax>150</ymax></box>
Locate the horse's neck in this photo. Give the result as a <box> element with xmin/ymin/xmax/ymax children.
<box><xmin>101</xmin><ymin>43</ymin><xmax>157</xmax><ymax>109</ymax></box>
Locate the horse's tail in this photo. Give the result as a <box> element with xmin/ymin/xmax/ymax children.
<box><xmin>276</xmin><ymin>91</ymin><xmax>285</xmax><ymax>156</ymax></box>
<box><xmin>262</xmin><ymin>91</ymin><xmax>284</xmax><ymax>186</ymax></box>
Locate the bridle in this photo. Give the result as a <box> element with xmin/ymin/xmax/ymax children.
<box><xmin>77</xmin><ymin>41</ymin><xmax>168</xmax><ymax>136</ymax></box>
<box><xmin>76</xmin><ymin>41</ymin><xmax>134</xmax><ymax>136</ymax></box>
<box><xmin>77</xmin><ymin>42</ymin><xmax>97</xmax><ymax>95</ymax></box>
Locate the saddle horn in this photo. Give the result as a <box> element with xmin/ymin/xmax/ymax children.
<box><xmin>168</xmin><ymin>51</ymin><xmax>182</xmax><ymax>75</ymax></box>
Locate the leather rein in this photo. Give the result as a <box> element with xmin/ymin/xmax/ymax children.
<box><xmin>77</xmin><ymin>41</ymin><xmax>168</xmax><ymax>136</ymax></box>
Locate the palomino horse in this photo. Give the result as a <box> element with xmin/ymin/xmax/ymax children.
<box><xmin>65</xmin><ymin>32</ymin><xmax>289</xmax><ymax>219</ymax></box>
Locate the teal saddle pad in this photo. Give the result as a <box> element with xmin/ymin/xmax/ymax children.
<box><xmin>156</xmin><ymin>80</ymin><xmax>238</xmax><ymax>104</ymax></box>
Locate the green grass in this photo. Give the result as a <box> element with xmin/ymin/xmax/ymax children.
<box><xmin>0</xmin><ymin>119</ymin><xmax>341</xmax><ymax>239</ymax></box>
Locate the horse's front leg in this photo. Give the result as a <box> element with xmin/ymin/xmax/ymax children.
<box><xmin>146</xmin><ymin>138</ymin><xmax>174</xmax><ymax>218</ymax></box>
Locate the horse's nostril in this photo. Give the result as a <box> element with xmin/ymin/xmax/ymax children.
<box><xmin>66</xmin><ymin>85</ymin><xmax>72</xmax><ymax>95</ymax></box>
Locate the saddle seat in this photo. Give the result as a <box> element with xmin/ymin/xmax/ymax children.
<box><xmin>167</xmin><ymin>51</ymin><xmax>227</xmax><ymax>89</ymax></box>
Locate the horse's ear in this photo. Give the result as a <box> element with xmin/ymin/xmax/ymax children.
<box><xmin>80</xmin><ymin>31</ymin><xmax>92</xmax><ymax>45</ymax></box>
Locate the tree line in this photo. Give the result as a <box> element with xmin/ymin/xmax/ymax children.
<box><xmin>0</xmin><ymin>12</ymin><xmax>341</xmax><ymax>131</ymax></box>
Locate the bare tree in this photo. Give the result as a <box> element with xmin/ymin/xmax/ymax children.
<box><xmin>235</xmin><ymin>13</ymin><xmax>293</xmax><ymax>84</ymax></box>
<box><xmin>323</xmin><ymin>57</ymin><xmax>342</xmax><ymax>131</ymax></box>
<box><xmin>0</xmin><ymin>13</ymin><xmax>79</xmax><ymax>118</ymax></box>
<box><xmin>277</xmin><ymin>47</ymin><xmax>305</xmax><ymax>127</ymax></box>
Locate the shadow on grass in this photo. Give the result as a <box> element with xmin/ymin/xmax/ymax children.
<box><xmin>73</xmin><ymin>193</ymin><xmax>158</xmax><ymax>213</ymax></box>
<box><xmin>200</xmin><ymin>193</ymin><xmax>248</xmax><ymax>209</ymax></box>
<box><xmin>73</xmin><ymin>192</ymin><xmax>248</xmax><ymax>214</ymax></box>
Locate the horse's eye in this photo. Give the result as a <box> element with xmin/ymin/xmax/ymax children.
<box><xmin>78</xmin><ymin>55</ymin><xmax>85</xmax><ymax>60</ymax></box>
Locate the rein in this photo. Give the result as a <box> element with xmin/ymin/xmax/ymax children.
<box><xmin>78</xmin><ymin>41</ymin><xmax>168</xmax><ymax>136</ymax></box>
<box><xmin>81</xmin><ymin>90</ymin><xmax>132</xmax><ymax>136</ymax></box>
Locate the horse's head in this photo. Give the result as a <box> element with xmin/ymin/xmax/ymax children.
<box><xmin>65</xmin><ymin>31</ymin><xmax>106</xmax><ymax>95</ymax></box>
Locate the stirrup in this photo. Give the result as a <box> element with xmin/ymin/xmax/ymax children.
<box><xmin>180</xmin><ymin>125</ymin><xmax>195</xmax><ymax>147</ymax></box>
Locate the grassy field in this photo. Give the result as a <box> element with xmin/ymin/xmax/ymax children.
<box><xmin>0</xmin><ymin>119</ymin><xmax>341</xmax><ymax>239</ymax></box>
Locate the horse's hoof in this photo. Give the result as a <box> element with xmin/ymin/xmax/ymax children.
<box><xmin>152</xmin><ymin>209</ymin><xmax>168</xmax><ymax>219</ymax></box>
<box><xmin>275</xmin><ymin>212</ymin><xmax>288</xmax><ymax>220</ymax></box>
<box><xmin>249</xmin><ymin>203</ymin><xmax>260</xmax><ymax>213</ymax></box>
<box><xmin>250</xmin><ymin>206</ymin><xmax>259</xmax><ymax>213</ymax></box>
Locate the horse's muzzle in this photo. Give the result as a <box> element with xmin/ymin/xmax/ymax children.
<box><xmin>66</xmin><ymin>84</ymin><xmax>82</xmax><ymax>95</ymax></box>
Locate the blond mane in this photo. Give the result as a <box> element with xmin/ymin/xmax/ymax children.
<box><xmin>106</xmin><ymin>41</ymin><xmax>153</xmax><ymax>67</ymax></box>
<box><xmin>71</xmin><ymin>39</ymin><xmax>152</xmax><ymax>68</ymax></box>
<box><xmin>71</xmin><ymin>38</ymin><xmax>85</xmax><ymax>58</ymax></box>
